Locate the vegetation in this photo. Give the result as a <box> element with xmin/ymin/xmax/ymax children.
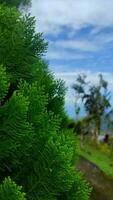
<box><xmin>73</xmin><ymin>74</ymin><xmax>112</xmax><ymax>136</ymax></box>
<box><xmin>0</xmin><ymin>0</ymin><xmax>31</xmax><ymax>8</ymax></box>
<box><xmin>80</xmin><ymin>138</ymin><xmax>113</xmax><ymax>177</ymax></box>
<box><xmin>0</xmin><ymin>177</ymin><xmax>26</xmax><ymax>200</ymax></box>
<box><xmin>70</xmin><ymin>73</ymin><xmax>113</xmax><ymax>179</ymax></box>
<box><xmin>0</xmin><ymin>3</ymin><xmax>91</xmax><ymax>200</ymax></box>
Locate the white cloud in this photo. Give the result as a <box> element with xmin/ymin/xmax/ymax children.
<box><xmin>50</xmin><ymin>39</ymin><xmax>100</xmax><ymax>52</ymax></box>
<box><xmin>94</xmin><ymin>33</ymin><xmax>113</xmax><ymax>44</ymax></box>
<box><xmin>48</xmin><ymin>31</ymin><xmax>113</xmax><ymax>53</ymax></box>
<box><xmin>30</xmin><ymin>0</ymin><xmax>113</xmax><ymax>56</ymax></box>
<box><xmin>46</xmin><ymin>49</ymin><xmax>89</xmax><ymax>60</ymax></box>
<box><xmin>31</xmin><ymin>0</ymin><xmax>113</xmax><ymax>34</ymax></box>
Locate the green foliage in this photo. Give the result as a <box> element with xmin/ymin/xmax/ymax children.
<box><xmin>19</xmin><ymin>131</ymin><xmax>79</xmax><ymax>200</ymax></box>
<box><xmin>0</xmin><ymin>4</ymin><xmax>91</xmax><ymax>200</ymax></box>
<box><xmin>0</xmin><ymin>5</ymin><xmax>47</xmax><ymax>82</ymax></box>
<box><xmin>0</xmin><ymin>5</ymin><xmax>65</xmax><ymax>117</ymax></box>
<box><xmin>0</xmin><ymin>65</ymin><xmax>9</xmax><ymax>102</ymax></box>
<box><xmin>0</xmin><ymin>70</ymin><xmax>88</xmax><ymax>200</ymax></box>
<box><xmin>46</xmin><ymin>78</ymin><xmax>66</xmax><ymax>119</ymax></box>
<box><xmin>0</xmin><ymin>177</ymin><xmax>26</xmax><ymax>200</ymax></box>
<box><xmin>68</xmin><ymin>175</ymin><xmax>91</xmax><ymax>200</ymax></box>
<box><xmin>0</xmin><ymin>82</ymin><xmax>33</xmax><ymax>174</ymax></box>
<box><xmin>60</xmin><ymin>172</ymin><xmax>91</xmax><ymax>200</ymax></box>
<box><xmin>0</xmin><ymin>0</ymin><xmax>31</xmax><ymax>8</ymax></box>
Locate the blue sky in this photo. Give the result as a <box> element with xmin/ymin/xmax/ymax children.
<box><xmin>30</xmin><ymin>0</ymin><xmax>113</xmax><ymax>118</ymax></box>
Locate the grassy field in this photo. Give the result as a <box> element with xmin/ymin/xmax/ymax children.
<box><xmin>80</xmin><ymin>138</ymin><xmax>113</xmax><ymax>178</ymax></box>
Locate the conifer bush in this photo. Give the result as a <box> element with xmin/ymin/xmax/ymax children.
<box><xmin>0</xmin><ymin>0</ymin><xmax>31</xmax><ymax>8</ymax></box>
<box><xmin>0</xmin><ymin>3</ymin><xmax>91</xmax><ymax>200</ymax></box>
<box><xmin>0</xmin><ymin>177</ymin><xmax>26</xmax><ymax>200</ymax></box>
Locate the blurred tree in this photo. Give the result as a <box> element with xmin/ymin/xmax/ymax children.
<box><xmin>73</xmin><ymin>74</ymin><xmax>111</xmax><ymax>135</ymax></box>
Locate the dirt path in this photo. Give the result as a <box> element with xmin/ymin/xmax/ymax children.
<box><xmin>76</xmin><ymin>156</ymin><xmax>113</xmax><ymax>200</ymax></box>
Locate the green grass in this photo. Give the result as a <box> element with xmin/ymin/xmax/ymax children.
<box><xmin>80</xmin><ymin>139</ymin><xmax>113</xmax><ymax>178</ymax></box>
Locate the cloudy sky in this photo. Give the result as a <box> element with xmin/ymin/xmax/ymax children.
<box><xmin>30</xmin><ymin>0</ymin><xmax>113</xmax><ymax>118</ymax></box>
